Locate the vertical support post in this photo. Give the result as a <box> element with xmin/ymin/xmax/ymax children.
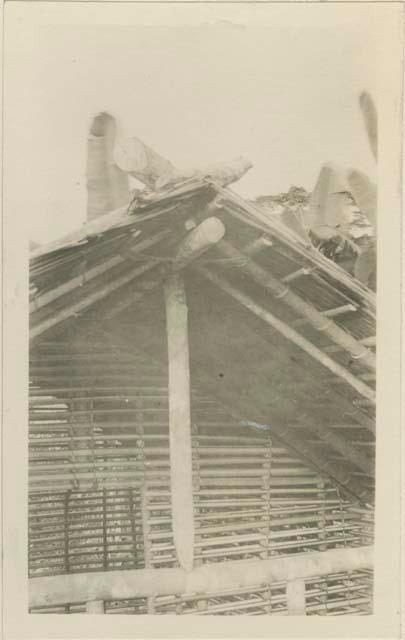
<box><xmin>192</xmin><ymin>422</ymin><xmax>207</xmax><ymax>611</ymax></box>
<box><xmin>260</xmin><ymin>433</ymin><xmax>271</xmax><ymax>560</ymax></box>
<box><xmin>70</xmin><ymin>398</ymin><xmax>90</xmax><ymax>490</ymax></box>
<box><xmin>164</xmin><ymin>273</ymin><xmax>194</xmax><ymax>572</ymax></box>
<box><xmin>286</xmin><ymin>579</ymin><xmax>306</xmax><ymax>615</ymax></box>
<box><xmin>141</xmin><ymin>487</ymin><xmax>155</xmax><ymax>613</ymax></box>
<box><xmin>317</xmin><ymin>479</ymin><xmax>328</xmax><ymax>615</ymax></box>
<box><xmin>102</xmin><ymin>488</ymin><xmax>108</xmax><ymax>571</ymax></box>
<box><xmin>86</xmin><ymin>600</ymin><xmax>105</xmax><ymax>614</ymax></box>
<box><xmin>128</xmin><ymin>487</ymin><xmax>138</xmax><ymax>567</ymax></box>
<box><xmin>64</xmin><ymin>491</ymin><xmax>70</xmax><ymax>574</ymax></box>
<box><xmin>264</xmin><ymin>585</ymin><xmax>272</xmax><ymax>615</ymax></box>
<box><xmin>317</xmin><ymin>479</ymin><xmax>327</xmax><ymax>551</ymax></box>
<box><xmin>262</xmin><ymin>434</ymin><xmax>272</xmax><ymax>613</ymax></box>
<box><xmin>136</xmin><ymin>408</ymin><xmax>155</xmax><ymax>613</ymax></box>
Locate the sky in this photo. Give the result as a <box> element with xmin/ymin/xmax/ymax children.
<box><xmin>5</xmin><ymin>3</ymin><xmax>379</xmax><ymax>244</ymax></box>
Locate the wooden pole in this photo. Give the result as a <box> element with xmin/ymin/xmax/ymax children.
<box><xmin>198</xmin><ymin>266</ymin><xmax>375</xmax><ymax>406</ymax></box>
<box><xmin>207</xmin><ymin>180</ymin><xmax>376</xmax><ymax>307</ymax></box>
<box><xmin>86</xmin><ymin>600</ymin><xmax>105</xmax><ymax>614</ymax></box>
<box><xmin>286</xmin><ymin>580</ymin><xmax>306</xmax><ymax>615</ymax></box>
<box><xmin>29</xmin><ymin>545</ymin><xmax>373</xmax><ymax>608</ymax></box>
<box><xmin>30</xmin><ymin>218</ymin><xmax>225</xmax><ymax>342</ymax></box>
<box><xmin>159</xmin><ymin>218</ymin><xmax>225</xmax><ymax>571</ymax></box>
<box><xmin>164</xmin><ymin>272</ymin><xmax>194</xmax><ymax>572</ymax></box>
<box><xmin>215</xmin><ymin>239</ymin><xmax>376</xmax><ymax>371</ymax></box>
<box><xmin>30</xmin><ymin>229</ymin><xmax>171</xmax><ymax>314</ymax></box>
<box><xmin>30</xmin><ymin>261</ymin><xmax>158</xmax><ymax>340</ymax></box>
<box><xmin>173</xmin><ymin>217</ymin><xmax>225</xmax><ymax>269</ymax></box>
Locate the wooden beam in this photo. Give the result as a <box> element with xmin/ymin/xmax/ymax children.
<box><xmin>292</xmin><ymin>304</ymin><xmax>358</xmax><ymax>327</ymax></box>
<box><xmin>198</xmin><ymin>266</ymin><xmax>375</xmax><ymax>406</ymax></box>
<box><xmin>30</xmin><ymin>218</ymin><xmax>227</xmax><ymax>342</ymax></box>
<box><xmin>29</xmin><ymin>545</ymin><xmax>373</xmax><ymax>609</ymax></box>
<box><xmin>30</xmin><ymin>229</ymin><xmax>171</xmax><ymax>314</ymax></box>
<box><xmin>163</xmin><ymin>273</ymin><xmax>194</xmax><ymax>572</ymax></box>
<box><xmin>101</xmin><ymin>218</ymin><xmax>226</xmax><ymax>321</ymax></box>
<box><xmin>282</xmin><ymin>267</ymin><xmax>314</xmax><ymax>284</ymax></box>
<box><xmin>30</xmin><ymin>260</ymin><xmax>158</xmax><ymax>341</ymax></box>
<box><xmin>173</xmin><ymin>217</ymin><xmax>225</xmax><ymax>269</ymax></box>
<box><xmin>215</xmin><ymin>239</ymin><xmax>376</xmax><ymax>370</ymax></box>
<box><xmin>208</xmin><ymin>180</ymin><xmax>376</xmax><ymax>306</ymax></box>
<box><xmin>127</xmin><ymin>220</ymin><xmax>225</xmax><ymax>571</ymax></box>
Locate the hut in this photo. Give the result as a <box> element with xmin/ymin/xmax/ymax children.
<box><xmin>28</xmin><ymin>175</ymin><xmax>375</xmax><ymax>615</ymax></box>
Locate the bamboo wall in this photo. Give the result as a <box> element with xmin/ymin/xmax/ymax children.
<box><xmin>28</xmin><ymin>340</ymin><xmax>374</xmax><ymax>615</ymax></box>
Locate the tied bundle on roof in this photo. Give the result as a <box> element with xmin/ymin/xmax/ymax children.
<box><xmin>303</xmin><ymin>164</ymin><xmax>353</xmax><ymax>241</ymax></box>
<box><xmin>114</xmin><ymin>136</ymin><xmax>181</xmax><ymax>190</ymax></box>
<box><xmin>290</xmin><ymin>92</ymin><xmax>378</xmax><ymax>289</ymax></box>
<box><xmin>115</xmin><ymin>135</ymin><xmax>252</xmax><ymax>190</ymax></box>
<box><xmin>196</xmin><ymin>156</ymin><xmax>253</xmax><ymax>187</ymax></box>
<box><xmin>346</xmin><ymin>169</ymin><xmax>377</xmax><ymax>231</ymax></box>
<box><xmin>347</xmin><ymin>92</ymin><xmax>377</xmax><ymax>288</ymax></box>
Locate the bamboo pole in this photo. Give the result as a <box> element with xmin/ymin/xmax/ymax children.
<box><xmin>30</xmin><ymin>218</ymin><xmax>224</xmax><ymax>341</ymax></box>
<box><xmin>198</xmin><ymin>267</ymin><xmax>376</xmax><ymax>450</ymax></box>
<box><xmin>29</xmin><ymin>447</ymin><xmax>275</xmax><ymax>461</ymax></box>
<box><xmin>158</xmin><ymin>218</ymin><xmax>226</xmax><ymax>571</ymax></box>
<box><xmin>29</xmin><ymin>229</ymin><xmax>171</xmax><ymax>314</ymax></box>
<box><xmin>163</xmin><ymin>272</ymin><xmax>194</xmax><ymax>572</ymax></box>
<box><xmin>173</xmin><ymin>217</ymin><xmax>225</xmax><ymax>269</ymax></box>
<box><xmin>29</xmin><ymin>545</ymin><xmax>373</xmax><ymax>608</ymax></box>
<box><xmin>29</xmin><ymin>467</ymin><xmax>290</xmax><ymax>482</ymax></box>
<box><xmin>214</xmin><ymin>239</ymin><xmax>375</xmax><ymax>371</ymax></box>
<box><xmin>30</xmin><ymin>260</ymin><xmax>158</xmax><ymax>340</ymax></box>
<box><xmin>208</xmin><ymin>180</ymin><xmax>376</xmax><ymax>307</ymax></box>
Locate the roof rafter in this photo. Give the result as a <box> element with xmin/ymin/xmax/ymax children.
<box><xmin>214</xmin><ymin>239</ymin><xmax>375</xmax><ymax>371</ymax></box>
<box><xmin>198</xmin><ymin>265</ymin><xmax>375</xmax><ymax>405</ymax></box>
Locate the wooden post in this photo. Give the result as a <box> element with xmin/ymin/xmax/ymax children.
<box><xmin>286</xmin><ymin>580</ymin><xmax>306</xmax><ymax>615</ymax></box>
<box><xmin>136</xmin><ymin>402</ymin><xmax>155</xmax><ymax>612</ymax></box>
<box><xmin>317</xmin><ymin>479</ymin><xmax>327</xmax><ymax>553</ymax></box>
<box><xmin>173</xmin><ymin>217</ymin><xmax>225</xmax><ymax>269</ymax></box>
<box><xmin>192</xmin><ymin>422</ymin><xmax>207</xmax><ymax>611</ymax></box>
<box><xmin>86</xmin><ymin>600</ymin><xmax>105</xmax><ymax>614</ymax></box>
<box><xmin>260</xmin><ymin>434</ymin><xmax>271</xmax><ymax>561</ymax></box>
<box><xmin>164</xmin><ymin>272</ymin><xmax>194</xmax><ymax>572</ymax></box>
<box><xmin>141</xmin><ymin>487</ymin><xmax>155</xmax><ymax>613</ymax></box>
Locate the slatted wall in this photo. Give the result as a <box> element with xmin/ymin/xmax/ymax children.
<box><xmin>29</xmin><ymin>340</ymin><xmax>373</xmax><ymax>614</ymax></box>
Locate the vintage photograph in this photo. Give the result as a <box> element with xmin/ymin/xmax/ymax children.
<box><xmin>5</xmin><ymin>2</ymin><xmax>397</xmax><ymax>626</ymax></box>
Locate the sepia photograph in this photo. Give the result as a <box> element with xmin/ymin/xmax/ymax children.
<box><xmin>1</xmin><ymin>1</ymin><xmax>402</xmax><ymax>637</ymax></box>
